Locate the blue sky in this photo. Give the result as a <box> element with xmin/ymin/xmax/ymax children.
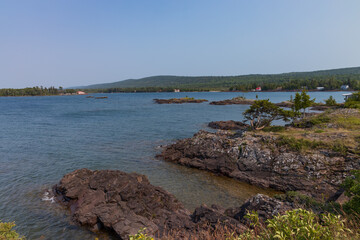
<box><xmin>1</xmin><ymin>0</ymin><xmax>360</xmax><ymax>88</ymax></box>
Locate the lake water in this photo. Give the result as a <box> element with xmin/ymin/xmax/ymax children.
<box><xmin>0</xmin><ymin>91</ymin><xmax>348</xmax><ymax>239</ymax></box>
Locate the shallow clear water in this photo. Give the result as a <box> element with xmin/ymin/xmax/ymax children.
<box><xmin>0</xmin><ymin>91</ymin><xmax>348</xmax><ymax>239</ymax></box>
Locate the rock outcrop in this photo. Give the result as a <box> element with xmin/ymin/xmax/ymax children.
<box><xmin>159</xmin><ymin>130</ymin><xmax>360</xmax><ymax>200</ymax></box>
<box><xmin>208</xmin><ymin>120</ymin><xmax>248</xmax><ymax>130</ymax></box>
<box><xmin>53</xmin><ymin>169</ymin><xmax>194</xmax><ymax>239</ymax></box>
<box><xmin>54</xmin><ymin>169</ymin><xmax>300</xmax><ymax>239</ymax></box>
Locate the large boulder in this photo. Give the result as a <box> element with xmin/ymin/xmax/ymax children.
<box><xmin>226</xmin><ymin>194</ymin><xmax>293</xmax><ymax>224</ymax></box>
<box><xmin>53</xmin><ymin>169</ymin><xmax>194</xmax><ymax>239</ymax></box>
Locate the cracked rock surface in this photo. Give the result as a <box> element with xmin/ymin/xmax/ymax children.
<box><xmin>159</xmin><ymin>130</ymin><xmax>360</xmax><ymax>199</ymax></box>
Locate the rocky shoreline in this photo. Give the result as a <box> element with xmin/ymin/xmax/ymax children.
<box><xmin>53</xmin><ymin>109</ymin><xmax>360</xmax><ymax>239</ymax></box>
<box><xmin>53</xmin><ymin>169</ymin><xmax>297</xmax><ymax>239</ymax></box>
<box><xmin>158</xmin><ymin>129</ymin><xmax>359</xmax><ymax>200</ymax></box>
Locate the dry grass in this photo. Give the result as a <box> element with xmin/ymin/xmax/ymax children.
<box><xmin>258</xmin><ymin>109</ymin><xmax>360</xmax><ymax>155</ymax></box>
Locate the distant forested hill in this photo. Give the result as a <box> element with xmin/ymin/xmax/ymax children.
<box><xmin>80</xmin><ymin>66</ymin><xmax>360</xmax><ymax>92</ymax></box>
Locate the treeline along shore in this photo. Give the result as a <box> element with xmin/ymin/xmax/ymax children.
<box><xmin>0</xmin><ymin>86</ymin><xmax>77</xmax><ymax>97</ymax></box>
<box><xmin>2</xmin><ymin>66</ymin><xmax>360</xmax><ymax>96</ymax></box>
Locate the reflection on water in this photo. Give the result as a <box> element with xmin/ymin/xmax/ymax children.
<box><xmin>0</xmin><ymin>92</ymin><xmax>347</xmax><ymax>239</ymax></box>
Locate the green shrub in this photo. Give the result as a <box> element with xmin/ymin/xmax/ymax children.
<box><xmin>232</xmin><ymin>96</ymin><xmax>246</xmax><ymax>100</ymax></box>
<box><xmin>276</xmin><ymin>136</ymin><xmax>325</xmax><ymax>152</ymax></box>
<box><xmin>309</xmin><ymin>115</ymin><xmax>331</xmax><ymax>126</ymax></box>
<box><xmin>342</xmin><ymin>170</ymin><xmax>360</xmax><ymax>215</ymax></box>
<box><xmin>325</xmin><ymin>96</ymin><xmax>337</xmax><ymax>106</ymax></box>
<box><xmin>238</xmin><ymin>209</ymin><xmax>358</xmax><ymax>240</ymax></box>
<box><xmin>344</xmin><ymin>101</ymin><xmax>360</xmax><ymax>109</ymax></box>
<box><xmin>344</xmin><ymin>92</ymin><xmax>360</xmax><ymax>109</ymax></box>
<box><xmin>293</xmin><ymin>114</ymin><xmax>331</xmax><ymax>128</ymax></box>
<box><xmin>0</xmin><ymin>222</ymin><xmax>24</xmax><ymax>240</ymax></box>
<box><xmin>129</xmin><ymin>228</ymin><xmax>154</xmax><ymax>240</ymax></box>
<box><xmin>274</xmin><ymin>191</ymin><xmax>341</xmax><ymax>214</ymax></box>
<box><xmin>262</xmin><ymin>126</ymin><xmax>285</xmax><ymax>132</ymax></box>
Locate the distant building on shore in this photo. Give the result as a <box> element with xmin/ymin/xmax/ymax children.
<box><xmin>255</xmin><ymin>86</ymin><xmax>262</xmax><ymax>91</ymax></box>
<box><xmin>341</xmin><ymin>85</ymin><xmax>349</xmax><ymax>90</ymax></box>
<box><xmin>316</xmin><ymin>87</ymin><xmax>325</xmax><ymax>91</ymax></box>
<box><xmin>77</xmin><ymin>91</ymin><xmax>86</xmax><ymax>95</ymax></box>
<box><xmin>174</xmin><ymin>89</ymin><xmax>180</xmax><ymax>92</ymax></box>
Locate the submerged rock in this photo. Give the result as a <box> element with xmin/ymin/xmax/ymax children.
<box><xmin>158</xmin><ymin>130</ymin><xmax>360</xmax><ymax>200</ymax></box>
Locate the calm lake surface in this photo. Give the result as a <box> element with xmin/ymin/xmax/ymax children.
<box><xmin>0</xmin><ymin>91</ymin><xmax>348</xmax><ymax>239</ymax></box>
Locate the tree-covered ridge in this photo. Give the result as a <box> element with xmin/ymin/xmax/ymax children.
<box><xmin>81</xmin><ymin>66</ymin><xmax>360</xmax><ymax>92</ymax></box>
<box><xmin>0</xmin><ymin>86</ymin><xmax>76</xmax><ymax>97</ymax></box>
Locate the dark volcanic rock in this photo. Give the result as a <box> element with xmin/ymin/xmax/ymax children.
<box><xmin>159</xmin><ymin>130</ymin><xmax>360</xmax><ymax>200</ymax></box>
<box><xmin>208</xmin><ymin>120</ymin><xmax>249</xmax><ymax>130</ymax></box>
<box><xmin>54</xmin><ymin>169</ymin><xmax>304</xmax><ymax>239</ymax></box>
<box><xmin>53</xmin><ymin>169</ymin><xmax>194</xmax><ymax>239</ymax></box>
<box><xmin>191</xmin><ymin>204</ymin><xmax>246</xmax><ymax>234</ymax></box>
<box><xmin>227</xmin><ymin>194</ymin><xmax>293</xmax><ymax>224</ymax></box>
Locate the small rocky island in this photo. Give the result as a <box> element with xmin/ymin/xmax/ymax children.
<box><xmin>154</xmin><ymin>97</ymin><xmax>208</xmax><ymax>104</ymax></box>
<box><xmin>209</xmin><ymin>96</ymin><xmax>255</xmax><ymax>105</ymax></box>
<box><xmin>209</xmin><ymin>97</ymin><xmax>294</xmax><ymax>108</ymax></box>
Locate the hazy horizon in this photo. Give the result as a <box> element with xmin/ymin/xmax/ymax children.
<box><xmin>1</xmin><ymin>0</ymin><xmax>360</xmax><ymax>88</ymax></box>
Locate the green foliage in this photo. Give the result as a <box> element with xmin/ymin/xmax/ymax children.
<box><xmin>293</xmin><ymin>114</ymin><xmax>331</xmax><ymax>128</ymax></box>
<box><xmin>325</xmin><ymin>96</ymin><xmax>337</xmax><ymax>106</ymax></box>
<box><xmin>308</xmin><ymin>115</ymin><xmax>331</xmax><ymax>126</ymax></box>
<box><xmin>293</xmin><ymin>90</ymin><xmax>315</xmax><ymax>117</ymax></box>
<box><xmin>344</xmin><ymin>92</ymin><xmax>360</xmax><ymax>109</ymax></box>
<box><xmin>333</xmin><ymin>116</ymin><xmax>360</xmax><ymax>130</ymax></box>
<box><xmin>275</xmin><ymin>136</ymin><xmax>325</xmax><ymax>152</ymax></box>
<box><xmin>128</xmin><ymin>228</ymin><xmax>154</xmax><ymax>240</ymax></box>
<box><xmin>276</xmin><ymin>136</ymin><xmax>348</xmax><ymax>155</ymax></box>
<box><xmin>262</xmin><ymin>126</ymin><xmax>285</xmax><ymax>132</ymax></box>
<box><xmin>238</xmin><ymin>209</ymin><xmax>358</xmax><ymax>240</ymax></box>
<box><xmin>0</xmin><ymin>86</ymin><xmax>76</xmax><ymax>97</ymax></box>
<box><xmin>274</xmin><ymin>191</ymin><xmax>341</xmax><ymax>214</ymax></box>
<box><xmin>232</xmin><ymin>96</ymin><xmax>246</xmax><ymax>100</ymax></box>
<box><xmin>80</xmin><ymin>67</ymin><xmax>360</xmax><ymax>92</ymax></box>
<box><xmin>341</xmin><ymin>170</ymin><xmax>360</xmax><ymax>214</ymax></box>
<box><xmin>0</xmin><ymin>222</ymin><xmax>24</xmax><ymax>240</ymax></box>
<box><xmin>243</xmin><ymin>100</ymin><xmax>293</xmax><ymax>130</ymax></box>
